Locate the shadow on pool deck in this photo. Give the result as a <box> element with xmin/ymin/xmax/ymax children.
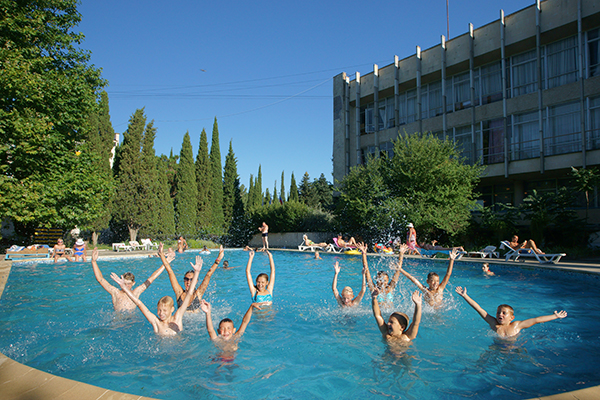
<box><xmin>1</xmin><ymin>248</ymin><xmax>600</xmax><ymax>400</ymax></box>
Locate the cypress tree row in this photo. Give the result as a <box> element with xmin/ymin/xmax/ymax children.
<box><xmin>209</xmin><ymin>118</ymin><xmax>224</xmax><ymax>232</ymax></box>
<box><xmin>174</xmin><ymin>132</ymin><xmax>198</xmax><ymax>236</ymax></box>
<box><xmin>247</xmin><ymin>175</ymin><xmax>255</xmax><ymax>212</ymax></box>
<box><xmin>138</xmin><ymin>121</ymin><xmax>161</xmax><ymax>237</ymax></box>
<box><xmin>280</xmin><ymin>171</ymin><xmax>286</xmax><ymax>204</ymax></box>
<box><xmin>273</xmin><ymin>184</ymin><xmax>278</xmax><ymax>205</ymax></box>
<box><xmin>156</xmin><ymin>156</ymin><xmax>176</xmax><ymax>237</ymax></box>
<box><xmin>222</xmin><ymin>140</ymin><xmax>238</xmax><ymax>230</ymax></box>
<box><xmin>289</xmin><ymin>172</ymin><xmax>299</xmax><ymax>202</ymax></box>
<box><xmin>196</xmin><ymin>128</ymin><xmax>211</xmax><ymax>229</ymax></box>
<box><xmin>113</xmin><ymin>109</ymin><xmax>147</xmax><ymax>241</ymax></box>
<box><xmin>256</xmin><ymin>165</ymin><xmax>263</xmax><ymax>207</ymax></box>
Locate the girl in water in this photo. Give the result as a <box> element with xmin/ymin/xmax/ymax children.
<box><xmin>160</xmin><ymin>243</ymin><xmax>224</xmax><ymax>312</ymax></box>
<box><xmin>245</xmin><ymin>249</ymin><xmax>275</xmax><ymax>306</ymax></box>
<box><xmin>359</xmin><ymin>242</ymin><xmax>408</xmax><ymax>307</ymax></box>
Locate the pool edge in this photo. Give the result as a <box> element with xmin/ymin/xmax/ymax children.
<box><xmin>1</xmin><ymin>251</ymin><xmax>599</xmax><ymax>400</ymax></box>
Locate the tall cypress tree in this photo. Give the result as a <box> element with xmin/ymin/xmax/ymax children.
<box><xmin>174</xmin><ymin>132</ymin><xmax>197</xmax><ymax>236</ymax></box>
<box><xmin>247</xmin><ymin>175</ymin><xmax>255</xmax><ymax>213</ymax></box>
<box><xmin>273</xmin><ymin>183</ymin><xmax>278</xmax><ymax>204</ymax></box>
<box><xmin>265</xmin><ymin>188</ymin><xmax>271</xmax><ymax>205</ymax></box>
<box><xmin>195</xmin><ymin>128</ymin><xmax>211</xmax><ymax>229</ymax></box>
<box><xmin>138</xmin><ymin>121</ymin><xmax>160</xmax><ymax>237</ymax></box>
<box><xmin>113</xmin><ymin>109</ymin><xmax>146</xmax><ymax>240</ymax></box>
<box><xmin>280</xmin><ymin>171</ymin><xmax>286</xmax><ymax>204</ymax></box>
<box><xmin>289</xmin><ymin>172</ymin><xmax>299</xmax><ymax>202</ymax></box>
<box><xmin>209</xmin><ymin>118</ymin><xmax>224</xmax><ymax>231</ymax></box>
<box><xmin>256</xmin><ymin>165</ymin><xmax>263</xmax><ymax>207</ymax></box>
<box><xmin>222</xmin><ymin>141</ymin><xmax>238</xmax><ymax>230</ymax></box>
<box><xmin>156</xmin><ymin>156</ymin><xmax>176</xmax><ymax>237</ymax></box>
<box><xmin>85</xmin><ymin>91</ymin><xmax>115</xmax><ymax>245</ymax></box>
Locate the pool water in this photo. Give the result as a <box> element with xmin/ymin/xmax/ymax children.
<box><xmin>0</xmin><ymin>251</ymin><xmax>599</xmax><ymax>399</ymax></box>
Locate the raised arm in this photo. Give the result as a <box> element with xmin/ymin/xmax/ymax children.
<box><xmin>111</xmin><ymin>272</ymin><xmax>160</xmax><ymax>331</ymax></box>
<box><xmin>371</xmin><ymin>290</ymin><xmax>388</xmax><ymax>335</ymax></box>
<box><xmin>266</xmin><ymin>250</ymin><xmax>275</xmax><ymax>294</ymax></box>
<box><xmin>358</xmin><ymin>242</ymin><xmax>375</xmax><ymax>292</ymax></box>
<box><xmin>200</xmin><ymin>299</ymin><xmax>218</xmax><ymax>339</ymax></box>
<box><xmin>455</xmin><ymin>286</ymin><xmax>497</xmax><ymax>329</ymax></box>
<box><xmin>517</xmin><ymin>310</ymin><xmax>567</xmax><ymax>331</ymax></box>
<box><xmin>133</xmin><ymin>251</ymin><xmax>173</xmax><ymax>297</ymax></box>
<box><xmin>388</xmin><ymin>244</ymin><xmax>408</xmax><ymax>290</ymax></box>
<box><xmin>174</xmin><ymin>256</ymin><xmax>202</xmax><ymax>321</ymax></box>
<box><xmin>404</xmin><ymin>291</ymin><xmax>423</xmax><ymax>340</ymax></box>
<box><xmin>91</xmin><ymin>248</ymin><xmax>119</xmax><ymax>295</ymax></box>
<box><xmin>438</xmin><ymin>249</ymin><xmax>458</xmax><ymax>291</ymax></box>
<box><xmin>194</xmin><ymin>245</ymin><xmax>224</xmax><ymax>299</ymax></box>
<box><xmin>158</xmin><ymin>242</ymin><xmax>184</xmax><ymax>300</ymax></box>
<box><xmin>398</xmin><ymin>264</ymin><xmax>426</xmax><ymax>292</ymax></box>
<box><xmin>331</xmin><ymin>262</ymin><xmax>345</xmax><ymax>306</ymax></box>
<box><xmin>235</xmin><ymin>303</ymin><xmax>261</xmax><ymax>338</ymax></box>
<box><xmin>245</xmin><ymin>250</ymin><xmax>256</xmax><ymax>297</ymax></box>
<box><xmin>354</xmin><ymin>265</ymin><xmax>368</xmax><ymax>304</ymax></box>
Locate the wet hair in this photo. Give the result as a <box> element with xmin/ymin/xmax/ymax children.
<box><xmin>123</xmin><ymin>272</ymin><xmax>135</xmax><ymax>282</ymax></box>
<box><xmin>497</xmin><ymin>304</ymin><xmax>514</xmax><ymax>315</ymax></box>
<box><xmin>427</xmin><ymin>272</ymin><xmax>439</xmax><ymax>281</ymax></box>
<box><xmin>390</xmin><ymin>312</ymin><xmax>409</xmax><ymax>330</ymax></box>
<box><xmin>158</xmin><ymin>296</ymin><xmax>174</xmax><ymax>308</ymax></box>
<box><xmin>341</xmin><ymin>286</ymin><xmax>353</xmax><ymax>296</ymax></box>
<box><xmin>218</xmin><ymin>318</ymin><xmax>234</xmax><ymax>330</ymax></box>
<box><xmin>183</xmin><ymin>270</ymin><xmax>194</xmax><ymax>278</ymax></box>
<box><xmin>254</xmin><ymin>273</ymin><xmax>269</xmax><ymax>289</ymax></box>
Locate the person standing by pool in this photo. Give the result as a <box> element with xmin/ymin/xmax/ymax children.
<box><xmin>371</xmin><ymin>288</ymin><xmax>423</xmax><ymax>343</ymax></box>
<box><xmin>454</xmin><ymin>286</ymin><xmax>567</xmax><ymax>337</ymax></box>
<box><xmin>177</xmin><ymin>236</ymin><xmax>188</xmax><ymax>253</ymax></box>
<box><xmin>406</xmin><ymin>223</ymin><xmax>420</xmax><ymax>255</ymax></box>
<box><xmin>258</xmin><ymin>222</ymin><xmax>269</xmax><ymax>250</ymax></box>
<box><xmin>110</xmin><ymin>256</ymin><xmax>203</xmax><ymax>336</ymax></box>
<box><xmin>246</xmin><ymin>249</ymin><xmax>275</xmax><ymax>306</ymax></box>
<box><xmin>91</xmin><ymin>246</ymin><xmax>171</xmax><ymax>312</ymax></box>
<box><xmin>200</xmin><ymin>299</ymin><xmax>261</xmax><ymax>350</ymax></box>
<box><xmin>161</xmin><ymin>244</ymin><xmax>224</xmax><ymax>312</ymax></box>
<box><xmin>360</xmin><ymin>242</ymin><xmax>406</xmax><ymax>307</ymax></box>
<box><xmin>332</xmin><ymin>261</ymin><xmax>367</xmax><ymax>307</ymax></box>
<box><xmin>398</xmin><ymin>248</ymin><xmax>459</xmax><ymax>307</ymax></box>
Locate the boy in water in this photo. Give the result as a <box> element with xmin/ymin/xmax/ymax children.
<box><xmin>398</xmin><ymin>248</ymin><xmax>459</xmax><ymax>306</ymax></box>
<box><xmin>372</xmin><ymin>289</ymin><xmax>422</xmax><ymax>343</ymax></box>
<box><xmin>482</xmin><ymin>263</ymin><xmax>496</xmax><ymax>276</ymax></box>
<box><xmin>200</xmin><ymin>299</ymin><xmax>261</xmax><ymax>349</ymax></box>
<box><xmin>91</xmin><ymin>246</ymin><xmax>173</xmax><ymax>312</ymax></box>
<box><xmin>455</xmin><ymin>286</ymin><xmax>567</xmax><ymax>337</ymax></box>
<box><xmin>332</xmin><ymin>261</ymin><xmax>367</xmax><ymax>307</ymax></box>
<box><xmin>110</xmin><ymin>255</ymin><xmax>203</xmax><ymax>336</ymax></box>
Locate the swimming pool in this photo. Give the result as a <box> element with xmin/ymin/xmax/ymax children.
<box><xmin>0</xmin><ymin>251</ymin><xmax>598</xmax><ymax>399</ymax></box>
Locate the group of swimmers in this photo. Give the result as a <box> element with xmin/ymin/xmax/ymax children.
<box><xmin>91</xmin><ymin>242</ymin><xmax>567</xmax><ymax>350</ymax></box>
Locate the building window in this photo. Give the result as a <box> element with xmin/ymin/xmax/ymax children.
<box><xmin>422</xmin><ymin>81</ymin><xmax>443</xmax><ymax>118</ymax></box>
<box><xmin>510</xmin><ymin>111</ymin><xmax>539</xmax><ymax>160</ymax></box>
<box><xmin>511</xmin><ymin>49</ymin><xmax>537</xmax><ymax>97</ymax></box>
<box><xmin>452</xmin><ymin>125</ymin><xmax>472</xmax><ymax>163</ymax></box>
<box><xmin>378</xmin><ymin>97</ymin><xmax>395</xmax><ymax>131</ymax></box>
<box><xmin>452</xmin><ymin>71</ymin><xmax>471</xmax><ymax>111</ymax></box>
<box><xmin>479</xmin><ymin>61</ymin><xmax>503</xmax><ymax>105</ymax></box>
<box><xmin>588</xmin><ymin>28</ymin><xmax>600</xmax><ymax>78</ymax></box>
<box><xmin>545</xmin><ymin>101</ymin><xmax>580</xmax><ymax>156</ymax></box>
<box><xmin>477</xmin><ymin>119</ymin><xmax>504</xmax><ymax>165</ymax></box>
<box><xmin>379</xmin><ymin>141</ymin><xmax>394</xmax><ymax>158</ymax></box>
<box><xmin>545</xmin><ymin>36</ymin><xmax>578</xmax><ymax>89</ymax></box>
<box><xmin>588</xmin><ymin>96</ymin><xmax>600</xmax><ymax>150</ymax></box>
<box><xmin>360</xmin><ymin>146</ymin><xmax>378</xmax><ymax>164</ymax></box>
<box><xmin>360</xmin><ymin>103</ymin><xmax>375</xmax><ymax>134</ymax></box>
<box><xmin>406</xmin><ymin>89</ymin><xmax>417</xmax><ymax>124</ymax></box>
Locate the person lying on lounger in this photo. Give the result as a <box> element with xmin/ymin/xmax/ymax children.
<box><xmin>419</xmin><ymin>240</ymin><xmax>465</xmax><ymax>252</ymax></box>
<box><xmin>508</xmin><ymin>235</ymin><xmax>543</xmax><ymax>254</ymax></box>
<box><xmin>336</xmin><ymin>234</ymin><xmax>357</xmax><ymax>248</ymax></box>
<box><xmin>302</xmin><ymin>234</ymin><xmax>328</xmax><ymax>248</ymax></box>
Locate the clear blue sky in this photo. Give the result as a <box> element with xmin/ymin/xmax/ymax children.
<box><xmin>78</xmin><ymin>0</ymin><xmax>532</xmax><ymax>193</ymax></box>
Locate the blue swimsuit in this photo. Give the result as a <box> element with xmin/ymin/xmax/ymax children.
<box><xmin>253</xmin><ymin>292</ymin><xmax>273</xmax><ymax>303</ymax></box>
<box><xmin>377</xmin><ymin>291</ymin><xmax>394</xmax><ymax>303</ymax></box>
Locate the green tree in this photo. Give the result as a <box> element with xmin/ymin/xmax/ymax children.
<box><xmin>289</xmin><ymin>172</ymin><xmax>299</xmax><ymax>202</ymax></box>
<box><xmin>265</xmin><ymin>188</ymin><xmax>272</xmax><ymax>205</ymax></box>
<box><xmin>247</xmin><ymin>175</ymin><xmax>255</xmax><ymax>212</ymax></box>
<box><xmin>299</xmin><ymin>172</ymin><xmax>319</xmax><ymax>208</ymax></box>
<box><xmin>196</xmin><ymin>128</ymin><xmax>211</xmax><ymax>229</ymax></box>
<box><xmin>155</xmin><ymin>156</ymin><xmax>176</xmax><ymax>238</ymax></box>
<box><xmin>280</xmin><ymin>171</ymin><xmax>286</xmax><ymax>204</ymax></box>
<box><xmin>85</xmin><ymin>91</ymin><xmax>115</xmax><ymax>245</ymax></box>
<box><xmin>313</xmin><ymin>173</ymin><xmax>333</xmax><ymax>210</ymax></box>
<box><xmin>209</xmin><ymin>118</ymin><xmax>224</xmax><ymax>232</ymax></box>
<box><xmin>273</xmin><ymin>184</ymin><xmax>278</xmax><ymax>205</ymax></box>
<box><xmin>256</xmin><ymin>165</ymin><xmax>263</xmax><ymax>207</ymax></box>
<box><xmin>175</xmin><ymin>132</ymin><xmax>197</xmax><ymax>236</ymax></box>
<box><xmin>138</xmin><ymin>121</ymin><xmax>160</xmax><ymax>237</ymax></box>
<box><xmin>223</xmin><ymin>140</ymin><xmax>238</xmax><ymax>230</ymax></box>
<box><xmin>0</xmin><ymin>0</ymin><xmax>106</xmax><ymax>237</ymax></box>
<box><xmin>113</xmin><ymin>109</ymin><xmax>146</xmax><ymax>241</ymax></box>
<box><xmin>571</xmin><ymin>166</ymin><xmax>600</xmax><ymax>221</ymax></box>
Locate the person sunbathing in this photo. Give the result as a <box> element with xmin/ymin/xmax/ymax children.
<box><xmin>419</xmin><ymin>240</ymin><xmax>464</xmax><ymax>252</ymax></box>
<box><xmin>508</xmin><ymin>235</ymin><xmax>543</xmax><ymax>254</ymax></box>
<box><xmin>336</xmin><ymin>234</ymin><xmax>357</xmax><ymax>248</ymax></box>
<box><xmin>302</xmin><ymin>234</ymin><xmax>328</xmax><ymax>248</ymax></box>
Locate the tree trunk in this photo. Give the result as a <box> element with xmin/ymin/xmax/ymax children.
<box><xmin>128</xmin><ymin>226</ymin><xmax>139</xmax><ymax>242</ymax></box>
<box><xmin>91</xmin><ymin>231</ymin><xmax>98</xmax><ymax>246</ymax></box>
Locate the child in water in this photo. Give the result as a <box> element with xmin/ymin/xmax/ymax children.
<box><xmin>360</xmin><ymin>242</ymin><xmax>407</xmax><ymax>306</ymax></box>
<box><xmin>372</xmin><ymin>288</ymin><xmax>423</xmax><ymax>343</ymax></box>
<box><xmin>455</xmin><ymin>286</ymin><xmax>567</xmax><ymax>337</ymax></box>
<box><xmin>200</xmin><ymin>299</ymin><xmax>261</xmax><ymax>349</ymax></box>
<box><xmin>110</xmin><ymin>256</ymin><xmax>203</xmax><ymax>336</ymax></box>
<box><xmin>332</xmin><ymin>261</ymin><xmax>367</xmax><ymax>307</ymax></box>
<box><xmin>245</xmin><ymin>249</ymin><xmax>275</xmax><ymax>306</ymax></box>
<box><xmin>482</xmin><ymin>263</ymin><xmax>495</xmax><ymax>276</ymax></box>
<box><xmin>398</xmin><ymin>248</ymin><xmax>459</xmax><ymax>307</ymax></box>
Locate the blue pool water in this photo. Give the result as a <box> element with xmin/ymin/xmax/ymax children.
<box><xmin>0</xmin><ymin>250</ymin><xmax>599</xmax><ymax>399</ymax></box>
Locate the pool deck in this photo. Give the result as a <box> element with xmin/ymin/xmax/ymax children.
<box><xmin>1</xmin><ymin>248</ymin><xmax>599</xmax><ymax>400</ymax></box>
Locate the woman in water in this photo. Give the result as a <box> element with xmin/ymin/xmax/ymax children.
<box><xmin>245</xmin><ymin>249</ymin><xmax>275</xmax><ymax>306</ymax></box>
<box><xmin>160</xmin><ymin>244</ymin><xmax>224</xmax><ymax>312</ymax></box>
<box><xmin>359</xmin><ymin>242</ymin><xmax>407</xmax><ymax>307</ymax></box>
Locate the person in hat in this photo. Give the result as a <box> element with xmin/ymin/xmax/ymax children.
<box><xmin>72</xmin><ymin>238</ymin><xmax>88</xmax><ymax>262</ymax></box>
<box><xmin>406</xmin><ymin>223</ymin><xmax>420</xmax><ymax>255</ymax></box>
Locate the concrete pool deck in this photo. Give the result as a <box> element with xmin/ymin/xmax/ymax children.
<box><xmin>1</xmin><ymin>248</ymin><xmax>599</xmax><ymax>400</ymax></box>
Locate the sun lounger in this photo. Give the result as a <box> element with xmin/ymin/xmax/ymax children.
<box><xmin>500</xmin><ymin>241</ymin><xmax>566</xmax><ymax>264</ymax></box>
<box><xmin>5</xmin><ymin>244</ymin><xmax>50</xmax><ymax>260</ymax></box>
<box><xmin>112</xmin><ymin>243</ymin><xmax>132</xmax><ymax>252</ymax></box>
<box><xmin>141</xmin><ymin>239</ymin><xmax>159</xmax><ymax>251</ymax></box>
<box><xmin>129</xmin><ymin>241</ymin><xmax>146</xmax><ymax>251</ymax></box>
<box><xmin>467</xmin><ymin>245</ymin><xmax>499</xmax><ymax>258</ymax></box>
<box><xmin>298</xmin><ymin>244</ymin><xmax>328</xmax><ymax>252</ymax></box>
<box><xmin>332</xmin><ymin>237</ymin><xmax>356</xmax><ymax>253</ymax></box>
<box><xmin>419</xmin><ymin>248</ymin><xmax>466</xmax><ymax>259</ymax></box>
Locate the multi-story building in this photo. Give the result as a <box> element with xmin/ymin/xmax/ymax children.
<box><xmin>332</xmin><ymin>0</ymin><xmax>600</xmax><ymax>222</ymax></box>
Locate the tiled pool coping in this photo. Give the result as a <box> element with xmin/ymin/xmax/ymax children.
<box><xmin>1</xmin><ymin>249</ymin><xmax>599</xmax><ymax>400</ymax></box>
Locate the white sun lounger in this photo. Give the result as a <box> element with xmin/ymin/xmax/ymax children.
<box><xmin>467</xmin><ymin>245</ymin><xmax>499</xmax><ymax>258</ymax></box>
<box><xmin>500</xmin><ymin>241</ymin><xmax>566</xmax><ymax>264</ymax></box>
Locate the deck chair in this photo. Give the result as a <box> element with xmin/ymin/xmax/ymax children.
<box><xmin>129</xmin><ymin>241</ymin><xmax>146</xmax><ymax>251</ymax></box>
<box><xmin>500</xmin><ymin>241</ymin><xmax>566</xmax><ymax>264</ymax></box>
<box><xmin>419</xmin><ymin>248</ymin><xmax>466</xmax><ymax>259</ymax></box>
<box><xmin>467</xmin><ymin>245</ymin><xmax>499</xmax><ymax>258</ymax></box>
<box><xmin>112</xmin><ymin>243</ymin><xmax>132</xmax><ymax>252</ymax></box>
<box><xmin>298</xmin><ymin>243</ymin><xmax>328</xmax><ymax>252</ymax></box>
<box><xmin>141</xmin><ymin>238</ymin><xmax>159</xmax><ymax>251</ymax></box>
<box><xmin>5</xmin><ymin>244</ymin><xmax>50</xmax><ymax>260</ymax></box>
<box><xmin>332</xmin><ymin>237</ymin><xmax>355</xmax><ymax>253</ymax></box>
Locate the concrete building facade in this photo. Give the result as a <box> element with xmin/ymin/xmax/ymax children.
<box><xmin>333</xmin><ymin>0</ymin><xmax>600</xmax><ymax>221</ymax></box>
